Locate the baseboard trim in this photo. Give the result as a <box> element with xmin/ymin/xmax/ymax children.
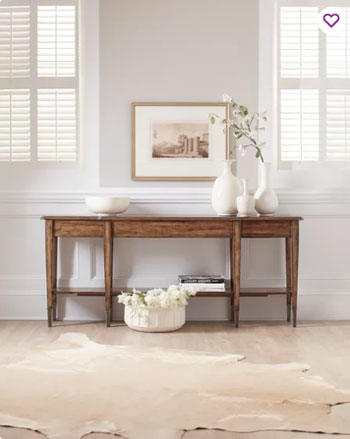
<box><xmin>1</xmin><ymin>292</ymin><xmax>350</xmax><ymax>321</ymax></box>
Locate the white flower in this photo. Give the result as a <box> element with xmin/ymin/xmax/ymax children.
<box><xmin>167</xmin><ymin>285</ymin><xmax>180</xmax><ymax>294</ymax></box>
<box><xmin>160</xmin><ymin>292</ymin><xmax>171</xmax><ymax>308</ymax></box>
<box><xmin>222</xmin><ymin>93</ymin><xmax>233</xmax><ymax>103</ymax></box>
<box><xmin>186</xmin><ymin>286</ymin><xmax>197</xmax><ymax>296</ymax></box>
<box><xmin>119</xmin><ymin>285</ymin><xmax>197</xmax><ymax>311</ymax></box>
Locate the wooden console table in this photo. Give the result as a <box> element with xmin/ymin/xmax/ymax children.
<box><xmin>42</xmin><ymin>215</ymin><xmax>302</xmax><ymax>328</ymax></box>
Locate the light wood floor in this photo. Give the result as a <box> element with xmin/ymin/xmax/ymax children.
<box><xmin>1</xmin><ymin>320</ymin><xmax>350</xmax><ymax>439</ymax></box>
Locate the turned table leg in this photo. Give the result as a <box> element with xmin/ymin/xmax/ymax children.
<box><xmin>285</xmin><ymin>237</ymin><xmax>292</xmax><ymax>322</ymax></box>
<box><xmin>291</xmin><ymin>221</ymin><xmax>299</xmax><ymax>327</ymax></box>
<box><xmin>104</xmin><ymin>221</ymin><xmax>113</xmax><ymax>327</ymax></box>
<box><xmin>45</xmin><ymin>220</ymin><xmax>57</xmax><ymax>327</ymax></box>
<box><xmin>230</xmin><ymin>238</ymin><xmax>234</xmax><ymax>322</ymax></box>
<box><xmin>52</xmin><ymin>235</ymin><xmax>58</xmax><ymax>321</ymax></box>
<box><xmin>233</xmin><ymin>222</ymin><xmax>241</xmax><ymax>328</ymax></box>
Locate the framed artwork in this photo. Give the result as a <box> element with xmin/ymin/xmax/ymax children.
<box><xmin>132</xmin><ymin>102</ymin><xmax>229</xmax><ymax>180</ymax></box>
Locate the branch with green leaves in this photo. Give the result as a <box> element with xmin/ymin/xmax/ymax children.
<box><xmin>210</xmin><ymin>94</ymin><xmax>267</xmax><ymax>162</ymax></box>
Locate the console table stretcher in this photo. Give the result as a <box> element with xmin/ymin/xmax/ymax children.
<box><xmin>42</xmin><ymin>215</ymin><xmax>302</xmax><ymax>328</ymax></box>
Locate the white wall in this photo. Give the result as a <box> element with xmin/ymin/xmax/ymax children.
<box><xmin>0</xmin><ymin>0</ymin><xmax>350</xmax><ymax>322</ymax></box>
<box><xmin>99</xmin><ymin>0</ymin><xmax>259</xmax><ymax>188</ymax></box>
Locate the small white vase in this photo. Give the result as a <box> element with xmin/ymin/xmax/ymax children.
<box><xmin>237</xmin><ymin>179</ymin><xmax>255</xmax><ymax>216</ymax></box>
<box><xmin>254</xmin><ymin>162</ymin><xmax>278</xmax><ymax>215</ymax></box>
<box><xmin>124</xmin><ymin>305</ymin><xmax>186</xmax><ymax>333</ymax></box>
<box><xmin>212</xmin><ymin>160</ymin><xmax>242</xmax><ymax>215</ymax></box>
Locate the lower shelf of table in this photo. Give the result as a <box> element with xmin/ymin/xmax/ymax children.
<box><xmin>53</xmin><ymin>287</ymin><xmax>290</xmax><ymax>297</ymax></box>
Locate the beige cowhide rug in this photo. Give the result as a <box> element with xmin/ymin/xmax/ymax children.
<box><xmin>0</xmin><ymin>333</ymin><xmax>350</xmax><ymax>439</ymax></box>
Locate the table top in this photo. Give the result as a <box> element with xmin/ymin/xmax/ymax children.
<box><xmin>41</xmin><ymin>215</ymin><xmax>303</xmax><ymax>221</ymax></box>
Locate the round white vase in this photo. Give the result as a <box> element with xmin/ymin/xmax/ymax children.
<box><xmin>237</xmin><ymin>179</ymin><xmax>255</xmax><ymax>216</ymax></box>
<box><xmin>212</xmin><ymin>160</ymin><xmax>242</xmax><ymax>215</ymax></box>
<box><xmin>124</xmin><ymin>305</ymin><xmax>186</xmax><ymax>333</ymax></box>
<box><xmin>254</xmin><ymin>162</ymin><xmax>278</xmax><ymax>215</ymax></box>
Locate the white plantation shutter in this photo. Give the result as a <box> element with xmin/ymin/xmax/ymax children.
<box><xmin>280</xmin><ymin>7</ymin><xmax>319</xmax><ymax>78</ymax></box>
<box><xmin>327</xmin><ymin>8</ymin><xmax>350</xmax><ymax>78</ymax></box>
<box><xmin>0</xmin><ymin>6</ymin><xmax>30</xmax><ymax>78</ymax></box>
<box><xmin>278</xmin><ymin>2</ymin><xmax>350</xmax><ymax>165</ymax></box>
<box><xmin>327</xmin><ymin>90</ymin><xmax>350</xmax><ymax>160</ymax></box>
<box><xmin>0</xmin><ymin>0</ymin><xmax>78</xmax><ymax>163</ymax></box>
<box><xmin>38</xmin><ymin>89</ymin><xmax>76</xmax><ymax>161</ymax></box>
<box><xmin>0</xmin><ymin>89</ymin><xmax>30</xmax><ymax>160</ymax></box>
<box><xmin>37</xmin><ymin>6</ymin><xmax>76</xmax><ymax>77</ymax></box>
<box><xmin>280</xmin><ymin>89</ymin><xmax>319</xmax><ymax>161</ymax></box>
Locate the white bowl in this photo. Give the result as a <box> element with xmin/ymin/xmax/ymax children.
<box><xmin>85</xmin><ymin>196</ymin><xmax>130</xmax><ymax>215</ymax></box>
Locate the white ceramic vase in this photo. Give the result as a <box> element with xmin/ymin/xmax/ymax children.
<box><xmin>254</xmin><ymin>162</ymin><xmax>278</xmax><ymax>215</ymax></box>
<box><xmin>212</xmin><ymin>160</ymin><xmax>242</xmax><ymax>215</ymax></box>
<box><xmin>237</xmin><ymin>179</ymin><xmax>255</xmax><ymax>216</ymax></box>
<box><xmin>124</xmin><ymin>305</ymin><xmax>185</xmax><ymax>333</ymax></box>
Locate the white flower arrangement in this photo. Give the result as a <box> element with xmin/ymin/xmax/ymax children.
<box><xmin>210</xmin><ymin>93</ymin><xmax>267</xmax><ymax>162</ymax></box>
<box><xmin>118</xmin><ymin>285</ymin><xmax>197</xmax><ymax>312</ymax></box>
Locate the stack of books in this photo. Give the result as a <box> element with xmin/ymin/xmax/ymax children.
<box><xmin>178</xmin><ymin>275</ymin><xmax>226</xmax><ymax>291</ymax></box>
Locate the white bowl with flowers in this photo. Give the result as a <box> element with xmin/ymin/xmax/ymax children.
<box><xmin>118</xmin><ymin>285</ymin><xmax>197</xmax><ymax>332</ymax></box>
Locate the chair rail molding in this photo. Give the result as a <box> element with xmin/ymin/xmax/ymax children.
<box><xmin>1</xmin><ymin>189</ymin><xmax>350</xmax><ymax>205</ymax></box>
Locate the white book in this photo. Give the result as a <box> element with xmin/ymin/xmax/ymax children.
<box><xmin>180</xmin><ymin>283</ymin><xmax>226</xmax><ymax>290</ymax></box>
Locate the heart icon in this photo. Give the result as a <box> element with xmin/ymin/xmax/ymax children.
<box><xmin>323</xmin><ymin>13</ymin><xmax>340</xmax><ymax>28</ymax></box>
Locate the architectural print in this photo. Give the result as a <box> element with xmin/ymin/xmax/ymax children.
<box><xmin>152</xmin><ymin>122</ymin><xmax>209</xmax><ymax>158</ymax></box>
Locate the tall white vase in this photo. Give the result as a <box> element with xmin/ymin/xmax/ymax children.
<box><xmin>254</xmin><ymin>162</ymin><xmax>278</xmax><ymax>215</ymax></box>
<box><xmin>212</xmin><ymin>160</ymin><xmax>242</xmax><ymax>215</ymax></box>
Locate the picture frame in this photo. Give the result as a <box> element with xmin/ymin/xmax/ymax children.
<box><xmin>132</xmin><ymin>102</ymin><xmax>229</xmax><ymax>181</ymax></box>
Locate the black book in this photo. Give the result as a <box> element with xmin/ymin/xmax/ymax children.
<box><xmin>178</xmin><ymin>275</ymin><xmax>225</xmax><ymax>284</ymax></box>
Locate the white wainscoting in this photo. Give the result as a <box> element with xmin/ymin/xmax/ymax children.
<box><xmin>1</xmin><ymin>190</ymin><xmax>350</xmax><ymax>321</ymax></box>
